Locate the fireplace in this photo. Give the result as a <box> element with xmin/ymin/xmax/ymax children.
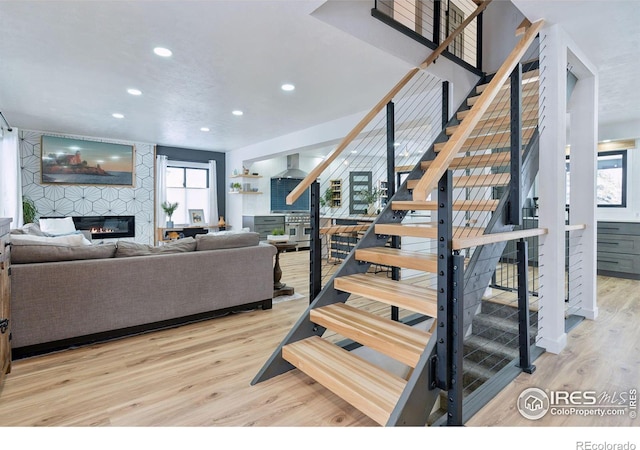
<box><xmin>72</xmin><ymin>215</ymin><xmax>135</xmax><ymax>239</ymax></box>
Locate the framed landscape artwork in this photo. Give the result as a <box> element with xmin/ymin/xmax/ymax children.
<box><xmin>189</xmin><ymin>209</ymin><xmax>205</xmax><ymax>225</ymax></box>
<box><xmin>41</xmin><ymin>135</ymin><xmax>135</xmax><ymax>186</ymax></box>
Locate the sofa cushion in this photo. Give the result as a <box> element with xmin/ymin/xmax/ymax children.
<box><xmin>11</xmin><ymin>240</ymin><xmax>117</xmax><ymax>264</ymax></box>
<box><xmin>195</xmin><ymin>231</ymin><xmax>259</xmax><ymax>251</ymax></box>
<box><xmin>115</xmin><ymin>237</ymin><xmax>197</xmax><ymax>257</ymax></box>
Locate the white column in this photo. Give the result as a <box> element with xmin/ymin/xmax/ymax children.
<box><xmin>536</xmin><ymin>24</ymin><xmax>567</xmax><ymax>354</ymax></box>
<box><xmin>567</xmin><ymin>64</ymin><xmax>598</xmax><ymax>320</ymax></box>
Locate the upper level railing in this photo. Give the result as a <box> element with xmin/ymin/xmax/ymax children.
<box><xmin>286</xmin><ymin>0</ymin><xmax>491</xmax><ymax>206</ymax></box>
<box><xmin>372</xmin><ymin>0</ymin><xmax>485</xmax><ymax>73</ymax></box>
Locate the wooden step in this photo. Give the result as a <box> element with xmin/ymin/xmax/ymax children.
<box><xmin>457</xmin><ymin>94</ymin><xmax>538</xmax><ymax>121</ymax></box>
<box><xmin>455</xmin><ymin>104</ymin><xmax>539</xmax><ymax>130</ymax></box>
<box><xmin>407</xmin><ymin>173</ymin><xmax>510</xmax><ymax>190</ymax></box>
<box><xmin>282</xmin><ymin>335</ymin><xmax>406</xmax><ymax>426</ymax></box>
<box><xmin>420</xmin><ymin>152</ymin><xmax>510</xmax><ymax>171</ymax></box>
<box><xmin>446</xmin><ymin>116</ymin><xmax>538</xmax><ymax>136</ymax></box>
<box><xmin>434</xmin><ymin>127</ymin><xmax>535</xmax><ymax>153</ymax></box>
<box><xmin>453</xmin><ymin>173</ymin><xmax>510</xmax><ymax>188</ymax></box>
<box><xmin>467</xmin><ymin>81</ymin><xmax>538</xmax><ymax>107</ymax></box>
<box><xmin>334</xmin><ymin>273</ymin><xmax>438</xmax><ymax>317</ymax></box>
<box><xmin>476</xmin><ymin>68</ymin><xmax>539</xmax><ymax>94</ymax></box>
<box><xmin>355</xmin><ymin>247</ymin><xmax>438</xmax><ymax>272</ymax></box>
<box><xmin>374</xmin><ymin>222</ymin><xmax>485</xmax><ymax>239</ymax></box>
<box><xmin>392</xmin><ymin>199</ymin><xmax>499</xmax><ymax>211</ymax></box>
<box><xmin>310</xmin><ymin>303</ymin><xmax>431</xmax><ymax>367</ymax></box>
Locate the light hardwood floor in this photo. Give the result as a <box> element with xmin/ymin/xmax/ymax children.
<box><xmin>0</xmin><ymin>249</ymin><xmax>638</xmax><ymax>427</ymax></box>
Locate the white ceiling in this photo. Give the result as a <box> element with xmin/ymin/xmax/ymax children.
<box><xmin>1</xmin><ymin>1</ymin><xmax>639</xmax><ymax>153</ymax></box>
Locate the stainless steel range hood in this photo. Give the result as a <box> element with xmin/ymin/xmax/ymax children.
<box><xmin>272</xmin><ymin>153</ymin><xmax>308</xmax><ymax>179</ymax></box>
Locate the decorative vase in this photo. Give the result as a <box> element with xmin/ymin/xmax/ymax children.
<box><xmin>166</xmin><ymin>220</ymin><xmax>174</xmax><ymax>228</ymax></box>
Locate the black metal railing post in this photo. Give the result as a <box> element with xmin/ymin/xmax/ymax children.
<box><xmin>387</xmin><ymin>101</ymin><xmax>400</xmax><ymax>322</ymax></box>
<box><xmin>508</xmin><ymin>63</ymin><xmax>523</xmax><ymax>225</ymax></box>
<box><xmin>309</xmin><ymin>181</ymin><xmax>322</xmax><ymax>304</ymax></box>
<box><xmin>448</xmin><ymin>251</ymin><xmax>465</xmax><ymax>426</ymax></box>
<box><xmin>433</xmin><ymin>0</ymin><xmax>442</xmax><ymax>45</ymax></box>
<box><xmin>517</xmin><ymin>238</ymin><xmax>536</xmax><ymax>374</ymax></box>
<box><xmin>476</xmin><ymin>8</ymin><xmax>484</xmax><ymax>70</ymax></box>
<box><xmin>442</xmin><ymin>80</ymin><xmax>450</xmax><ymax>129</ymax></box>
<box><xmin>436</xmin><ymin>170</ymin><xmax>453</xmax><ymax>391</ymax></box>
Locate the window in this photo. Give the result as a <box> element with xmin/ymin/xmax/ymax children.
<box><xmin>565</xmin><ymin>150</ymin><xmax>627</xmax><ymax>208</ymax></box>
<box><xmin>166</xmin><ymin>162</ymin><xmax>209</xmax><ymax>225</ymax></box>
<box><xmin>596</xmin><ymin>150</ymin><xmax>627</xmax><ymax>207</ymax></box>
<box><xmin>349</xmin><ymin>171</ymin><xmax>372</xmax><ymax>215</ymax></box>
<box><xmin>447</xmin><ymin>3</ymin><xmax>464</xmax><ymax>59</ymax></box>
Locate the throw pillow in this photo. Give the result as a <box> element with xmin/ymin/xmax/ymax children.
<box><xmin>195</xmin><ymin>232</ymin><xmax>259</xmax><ymax>251</ymax></box>
<box><xmin>39</xmin><ymin>217</ymin><xmax>76</xmax><ymax>236</ymax></box>
<box><xmin>115</xmin><ymin>237</ymin><xmax>197</xmax><ymax>257</ymax></box>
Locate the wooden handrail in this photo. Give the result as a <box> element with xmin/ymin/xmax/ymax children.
<box><xmin>286</xmin><ymin>0</ymin><xmax>492</xmax><ymax>205</ymax></box>
<box><xmin>452</xmin><ymin>227</ymin><xmax>548</xmax><ymax>250</ymax></box>
<box><xmin>565</xmin><ymin>224</ymin><xmax>587</xmax><ymax>232</ymax></box>
<box><xmin>412</xmin><ymin>18</ymin><xmax>545</xmax><ymax>202</ymax></box>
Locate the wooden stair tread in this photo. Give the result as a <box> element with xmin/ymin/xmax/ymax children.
<box><xmin>476</xmin><ymin>68</ymin><xmax>539</xmax><ymax>94</ymax></box>
<box><xmin>311</xmin><ymin>303</ymin><xmax>431</xmax><ymax>367</ymax></box>
<box><xmin>282</xmin><ymin>335</ymin><xmax>406</xmax><ymax>426</ymax></box>
<box><xmin>392</xmin><ymin>199</ymin><xmax>499</xmax><ymax>211</ymax></box>
<box><xmin>406</xmin><ymin>173</ymin><xmax>509</xmax><ymax>189</ymax></box>
<box><xmin>434</xmin><ymin>127</ymin><xmax>535</xmax><ymax>153</ymax></box>
<box><xmin>420</xmin><ymin>152</ymin><xmax>511</xmax><ymax>170</ymax></box>
<box><xmin>446</xmin><ymin>117</ymin><xmax>538</xmax><ymax>136</ymax></box>
<box><xmin>355</xmin><ymin>247</ymin><xmax>438</xmax><ymax>272</ymax></box>
<box><xmin>374</xmin><ymin>222</ymin><xmax>485</xmax><ymax>239</ymax></box>
<box><xmin>467</xmin><ymin>80</ymin><xmax>538</xmax><ymax>106</ymax></box>
<box><xmin>457</xmin><ymin>94</ymin><xmax>538</xmax><ymax>121</ymax></box>
<box><xmin>334</xmin><ymin>273</ymin><xmax>438</xmax><ymax>317</ymax></box>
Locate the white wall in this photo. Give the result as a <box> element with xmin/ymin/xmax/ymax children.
<box><xmin>482</xmin><ymin>0</ymin><xmax>527</xmax><ymax>74</ymax></box>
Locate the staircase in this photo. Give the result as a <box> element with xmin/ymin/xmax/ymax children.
<box><xmin>252</xmin><ymin>11</ymin><xmax>546</xmax><ymax>427</ymax></box>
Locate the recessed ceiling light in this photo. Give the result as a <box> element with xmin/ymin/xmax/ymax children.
<box><xmin>153</xmin><ymin>47</ymin><xmax>172</xmax><ymax>57</ymax></box>
<box><xmin>281</xmin><ymin>83</ymin><xmax>295</xmax><ymax>91</ymax></box>
<box><xmin>351</xmin><ymin>150</ymin><xmax>357</xmax><ymax>154</ymax></box>
<box><xmin>232</xmin><ymin>110</ymin><xmax>243</xmax><ymax>116</ymax></box>
<box><xmin>393</xmin><ymin>142</ymin><xmax>400</xmax><ymax>147</ymax></box>
<box><xmin>200</xmin><ymin>127</ymin><xmax>210</xmax><ymax>132</ymax></box>
<box><xmin>112</xmin><ymin>113</ymin><xmax>124</xmax><ymax>119</ymax></box>
<box><xmin>127</xmin><ymin>88</ymin><xmax>142</xmax><ymax>96</ymax></box>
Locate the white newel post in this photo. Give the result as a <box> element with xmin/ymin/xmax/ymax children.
<box><xmin>536</xmin><ymin>24</ymin><xmax>567</xmax><ymax>354</ymax></box>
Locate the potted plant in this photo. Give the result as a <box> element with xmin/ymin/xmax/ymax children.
<box><xmin>319</xmin><ymin>187</ymin><xmax>334</xmax><ymax>213</ymax></box>
<box><xmin>267</xmin><ymin>228</ymin><xmax>289</xmax><ymax>242</ymax></box>
<box><xmin>358</xmin><ymin>187</ymin><xmax>381</xmax><ymax>215</ymax></box>
<box><xmin>161</xmin><ymin>201</ymin><xmax>179</xmax><ymax>228</ymax></box>
<box><xmin>231</xmin><ymin>182</ymin><xmax>242</xmax><ymax>192</ymax></box>
<box><xmin>22</xmin><ymin>195</ymin><xmax>38</xmax><ymax>224</ymax></box>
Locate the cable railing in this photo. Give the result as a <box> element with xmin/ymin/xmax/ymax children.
<box><xmin>373</xmin><ymin>0</ymin><xmax>483</xmax><ymax>71</ymax></box>
<box><xmin>316</xmin><ymin>68</ymin><xmax>445</xmax><ymax>295</ymax></box>
<box><xmin>565</xmin><ymin>224</ymin><xmax>586</xmax><ymax>316</ymax></box>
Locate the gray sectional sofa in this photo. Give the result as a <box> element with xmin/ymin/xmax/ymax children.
<box><xmin>9</xmin><ymin>231</ymin><xmax>277</xmax><ymax>358</ymax></box>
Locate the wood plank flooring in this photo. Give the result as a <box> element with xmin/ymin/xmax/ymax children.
<box><xmin>0</xmin><ymin>249</ymin><xmax>638</xmax><ymax>427</ymax></box>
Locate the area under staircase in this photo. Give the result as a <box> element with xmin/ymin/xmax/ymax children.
<box><xmin>253</xmin><ymin>8</ymin><xmax>546</xmax><ymax>427</ymax></box>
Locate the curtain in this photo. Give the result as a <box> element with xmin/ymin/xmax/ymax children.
<box><xmin>0</xmin><ymin>128</ymin><xmax>23</xmax><ymax>227</ymax></box>
<box><xmin>208</xmin><ymin>160</ymin><xmax>219</xmax><ymax>226</ymax></box>
<box><xmin>156</xmin><ymin>154</ymin><xmax>168</xmax><ymax>227</ymax></box>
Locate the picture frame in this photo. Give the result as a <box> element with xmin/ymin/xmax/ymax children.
<box><xmin>189</xmin><ymin>209</ymin><xmax>206</xmax><ymax>225</ymax></box>
<box><xmin>41</xmin><ymin>135</ymin><xmax>135</xmax><ymax>186</ymax></box>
